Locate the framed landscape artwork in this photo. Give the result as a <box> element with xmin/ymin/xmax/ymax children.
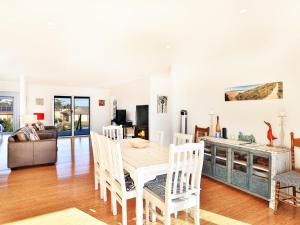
<box><xmin>225</xmin><ymin>82</ymin><xmax>283</xmax><ymax>101</ymax></box>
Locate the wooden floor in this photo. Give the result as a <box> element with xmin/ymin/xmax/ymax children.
<box><xmin>0</xmin><ymin>136</ymin><xmax>299</xmax><ymax>225</ymax></box>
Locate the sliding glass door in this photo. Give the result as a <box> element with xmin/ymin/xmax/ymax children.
<box><xmin>74</xmin><ymin>97</ymin><xmax>90</xmax><ymax>135</ymax></box>
<box><xmin>0</xmin><ymin>96</ymin><xmax>14</xmax><ymax>132</ymax></box>
<box><xmin>54</xmin><ymin>96</ymin><xmax>90</xmax><ymax>136</ymax></box>
<box><xmin>54</xmin><ymin>96</ymin><xmax>72</xmax><ymax>136</ymax></box>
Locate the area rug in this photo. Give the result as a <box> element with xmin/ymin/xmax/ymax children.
<box><xmin>3</xmin><ymin>208</ymin><xmax>107</xmax><ymax>225</ymax></box>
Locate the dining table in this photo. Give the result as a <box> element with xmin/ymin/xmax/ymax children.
<box><xmin>119</xmin><ymin>138</ymin><xmax>169</xmax><ymax>225</ymax></box>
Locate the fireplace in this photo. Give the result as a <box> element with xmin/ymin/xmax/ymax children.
<box><xmin>135</xmin><ymin>125</ymin><xmax>149</xmax><ymax>140</ymax></box>
<box><xmin>135</xmin><ymin>105</ymin><xmax>149</xmax><ymax>140</ymax></box>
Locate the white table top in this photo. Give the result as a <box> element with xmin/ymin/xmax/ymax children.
<box><xmin>120</xmin><ymin>139</ymin><xmax>169</xmax><ymax>169</ymax></box>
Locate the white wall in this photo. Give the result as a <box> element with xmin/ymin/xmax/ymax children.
<box><xmin>26</xmin><ymin>84</ymin><xmax>110</xmax><ymax>133</ymax></box>
<box><xmin>111</xmin><ymin>78</ymin><xmax>150</xmax><ymax>123</ymax></box>
<box><xmin>149</xmin><ymin>75</ymin><xmax>172</xmax><ymax>144</ymax></box>
<box><xmin>0</xmin><ymin>80</ymin><xmax>19</xmax><ymax>92</ymax></box>
<box><xmin>170</xmin><ymin>64</ymin><xmax>300</xmax><ymax>165</ymax></box>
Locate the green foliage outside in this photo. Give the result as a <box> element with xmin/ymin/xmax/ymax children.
<box><xmin>0</xmin><ymin>118</ymin><xmax>13</xmax><ymax>132</ymax></box>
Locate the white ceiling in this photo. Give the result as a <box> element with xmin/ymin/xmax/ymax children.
<box><xmin>0</xmin><ymin>0</ymin><xmax>300</xmax><ymax>88</ymax></box>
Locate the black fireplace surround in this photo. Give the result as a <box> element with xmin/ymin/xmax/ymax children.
<box><xmin>135</xmin><ymin>105</ymin><xmax>149</xmax><ymax>140</ymax></box>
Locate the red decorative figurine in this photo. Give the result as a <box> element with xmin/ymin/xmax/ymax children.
<box><xmin>264</xmin><ymin>121</ymin><xmax>277</xmax><ymax>147</ymax></box>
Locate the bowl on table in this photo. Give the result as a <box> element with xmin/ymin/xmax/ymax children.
<box><xmin>129</xmin><ymin>139</ymin><xmax>150</xmax><ymax>148</ymax></box>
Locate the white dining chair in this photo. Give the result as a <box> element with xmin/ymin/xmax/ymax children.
<box><xmin>144</xmin><ymin>142</ymin><xmax>205</xmax><ymax>225</ymax></box>
<box><xmin>107</xmin><ymin>139</ymin><xmax>136</xmax><ymax>225</ymax></box>
<box><xmin>90</xmin><ymin>131</ymin><xmax>101</xmax><ymax>191</ymax></box>
<box><xmin>96</xmin><ymin>134</ymin><xmax>113</xmax><ymax>202</ymax></box>
<box><xmin>103</xmin><ymin>125</ymin><xmax>123</xmax><ymax>140</ymax></box>
<box><xmin>173</xmin><ymin>133</ymin><xmax>193</xmax><ymax>145</ymax></box>
<box><xmin>151</xmin><ymin>130</ymin><xmax>164</xmax><ymax>145</ymax></box>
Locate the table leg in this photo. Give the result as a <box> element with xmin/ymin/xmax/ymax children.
<box><xmin>136</xmin><ymin>177</ymin><xmax>144</xmax><ymax>225</ymax></box>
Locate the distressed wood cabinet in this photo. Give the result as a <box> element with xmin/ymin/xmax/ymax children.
<box><xmin>201</xmin><ymin>137</ymin><xmax>290</xmax><ymax>209</ymax></box>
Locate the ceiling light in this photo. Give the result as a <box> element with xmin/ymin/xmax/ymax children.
<box><xmin>165</xmin><ymin>44</ymin><xmax>171</xmax><ymax>49</ymax></box>
<box><xmin>48</xmin><ymin>22</ymin><xmax>55</xmax><ymax>27</ymax></box>
<box><xmin>239</xmin><ymin>9</ymin><xmax>248</xmax><ymax>14</ymax></box>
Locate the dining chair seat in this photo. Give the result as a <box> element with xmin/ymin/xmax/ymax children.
<box><xmin>145</xmin><ymin>177</ymin><xmax>191</xmax><ymax>201</ymax></box>
<box><xmin>274</xmin><ymin>171</ymin><xmax>300</xmax><ymax>187</ymax></box>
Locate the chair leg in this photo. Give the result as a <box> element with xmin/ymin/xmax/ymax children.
<box><xmin>174</xmin><ymin>212</ymin><xmax>178</xmax><ymax>218</ymax></box>
<box><xmin>94</xmin><ymin>171</ymin><xmax>98</xmax><ymax>190</ymax></box>
<box><xmin>150</xmin><ymin>203</ymin><xmax>157</xmax><ymax>222</ymax></box>
<box><xmin>112</xmin><ymin>191</ymin><xmax>117</xmax><ymax>216</ymax></box>
<box><xmin>145</xmin><ymin>199</ymin><xmax>150</xmax><ymax>225</ymax></box>
<box><xmin>164</xmin><ymin>213</ymin><xmax>171</xmax><ymax>225</ymax></box>
<box><xmin>122</xmin><ymin>200</ymin><xmax>128</xmax><ymax>225</ymax></box>
<box><xmin>103</xmin><ymin>181</ymin><xmax>107</xmax><ymax>202</ymax></box>
<box><xmin>194</xmin><ymin>193</ymin><xmax>200</xmax><ymax>225</ymax></box>
<box><xmin>293</xmin><ymin>186</ymin><xmax>297</xmax><ymax>206</ymax></box>
<box><xmin>274</xmin><ymin>181</ymin><xmax>280</xmax><ymax>214</ymax></box>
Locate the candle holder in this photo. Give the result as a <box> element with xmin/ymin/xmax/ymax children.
<box><xmin>278</xmin><ymin>112</ymin><xmax>287</xmax><ymax>148</ymax></box>
<box><xmin>209</xmin><ymin>111</ymin><xmax>215</xmax><ymax>137</ymax></box>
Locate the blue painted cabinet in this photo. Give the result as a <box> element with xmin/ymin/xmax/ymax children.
<box><xmin>231</xmin><ymin>149</ymin><xmax>249</xmax><ymax>190</ymax></box>
<box><xmin>203</xmin><ymin>140</ymin><xmax>271</xmax><ymax>201</ymax></box>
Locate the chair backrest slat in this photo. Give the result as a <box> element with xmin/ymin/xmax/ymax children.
<box><xmin>173</xmin><ymin>133</ymin><xmax>193</xmax><ymax>145</ymax></box>
<box><xmin>194</xmin><ymin>126</ymin><xmax>210</xmax><ymax>142</ymax></box>
<box><xmin>166</xmin><ymin>142</ymin><xmax>204</xmax><ymax>202</ymax></box>
<box><xmin>291</xmin><ymin>132</ymin><xmax>300</xmax><ymax>170</ymax></box>
<box><xmin>90</xmin><ymin>131</ymin><xmax>100</xmax><ymax>166</ymax></box>
<box><xmin>103</xmin><ymin>125</ymin><xmax>123</xmax><ymax>140</ymax></box>
<box><xmin>96</xmin><ymin>134</ymin><xmax>112</xmax><ymax>172</ymax></box>
<box><xmin>108</xmin><ymin>139</ymin><xmax>127</xmax><ymax>193</ymax></box>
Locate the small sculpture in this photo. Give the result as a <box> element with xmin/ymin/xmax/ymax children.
<box><xmin>238</xmin><ymin>132</ymin><xmax>256</xmax><ymax>143</ymax></box>
<box><xmin>264</xmin><ymin>121</ymin><xmax>277</xmax><ymax>147</ymax></box>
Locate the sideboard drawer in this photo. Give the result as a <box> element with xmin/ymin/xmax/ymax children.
<box><xmin>232</xmin><ymin>170</ymin><xmax>248</xmax><ymax>190</ymax></box>
<box><xmin>250</xmin><ymin>176</ymin><xmax>270</xmax><ymax>199</ymax></box>
<box><xmin>214</xmin><ymin>164</ymin><xmax>227</xmax><ymax>182</ymax></box>
<box><xmin>203</xmin><ymin>160</ymin><xmax>213</xmax><ymax>176</ymax></box>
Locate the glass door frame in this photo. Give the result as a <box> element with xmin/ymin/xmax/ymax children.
<box><xmin>53</xmin><ymin>95</ymin><xmax>91</xmax><ymax>137</ymax></box>
<box><xmin>54</xmin><ymin>96</ymin><xmax>73</xmax><ymax>137</ymax></box>
<box><xmin>74</xmin><ymin>96</ymin><xmax>90</xmax><ymax>136</ymax></box>
<box><xmin>0</xmin><ymin>91</ymin><xmax>20</xmax><ymax>133</ymax></box>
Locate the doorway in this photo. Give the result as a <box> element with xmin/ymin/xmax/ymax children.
<box><xmin>54</xmin><ymin>96</ymin><xmax>90</xmax><ymax>136</ymax></box>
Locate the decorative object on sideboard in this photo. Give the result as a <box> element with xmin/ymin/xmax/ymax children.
<box><xmin>35</xmin><ymin>98</ymin><xmax>44</xmax><ymax>106</ymax></box>
<box><xmin>222</xmin><ymin>128</ymin><xmax>228</xmax><ymax>139</ymax></box>
<box><xmin>209</xmin><ymin>110</ymin><xmax>215</xmax><ymax>137</ymax></box>
<box><xmin>180</xmin><ymin>110</ymin><xmax>188</xmax><ymax>134</ymax></box>
<box><xmin>110</xmin><ymin>96</ymin><xmax>117</xmax><ymax>120</ymax></box>
<box><xmin>264</xmin><ymin>121</ymin><xmax>277</xmax><ymax>147</ymax></box>
<box><xmin>215</xmin><ymin>115</ymin><xmax>221</xmax><ymax>138</ymax></box>
<box><xmin>157</xmin><ymin>95</ymin><xmax>168</xmax><ymax>113</ymax></box>
<box><xmin>225</xmin><ymin>81</ymin><xmax>283</xmax><ymax>102</ymax></box>
<box><xmin>278</xmin><ymin>111</ymin><xmax>287</xmax><ymax>148</ymax></box>
<box><xmin>98</xmin><ymin>100</ymin><xmax>105</xmax><ymax>106</ymax></box>
<box><xmin>238</xmin><ymin>132</ymin><xmax>256</xmax><ymax>143</ymax></box>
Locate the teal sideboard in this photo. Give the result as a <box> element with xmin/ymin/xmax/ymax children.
<box><xmin>201</xmin><ymin>137</ymin><xmax>290</xmax><ymax>209</ymax></box>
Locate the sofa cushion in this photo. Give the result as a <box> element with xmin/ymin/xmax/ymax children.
<box><xmin>8</xmin><ymin>136</ymin><xmax>16</xmax><ymax>142</ymax></box>
<box><xmin>16</xmin><ymin>132</ymin><xmax>28</xmax><ymax>142</ymax></box>
<box><xmin>18</xmin><ymin>127</ymin><xmax>32</xmax><ymax>139</ymax></box>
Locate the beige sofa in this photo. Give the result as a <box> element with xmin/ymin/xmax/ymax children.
<box><xmin>7</xmin><ymin>128</ymin><xmax>58</xmax><ymax>169</ymax></box>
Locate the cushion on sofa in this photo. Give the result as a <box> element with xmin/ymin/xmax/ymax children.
<box><xmin>29</xmin><ymin>129</ymin><xmax>40</xmax><ymax>141</ymax></box>
<box><xmin>16</xmin><ymin>132</ymin><xmax>28</xmax><ymax>142</ymax></box>
<box><xmin>8</xmin><ymin>136</ymin><xmax>16</xmax><ymax>142</ymax></box>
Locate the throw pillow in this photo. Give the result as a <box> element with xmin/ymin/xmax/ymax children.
<box><xmin>19</xmin><ymin>127</ymin><xmax>32</xmax><ymax>139</ymax></box>
<box><xmin>30</xmin><ymin>128</ymin><xmax>40</xmax><ymax>141</ymax></box>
